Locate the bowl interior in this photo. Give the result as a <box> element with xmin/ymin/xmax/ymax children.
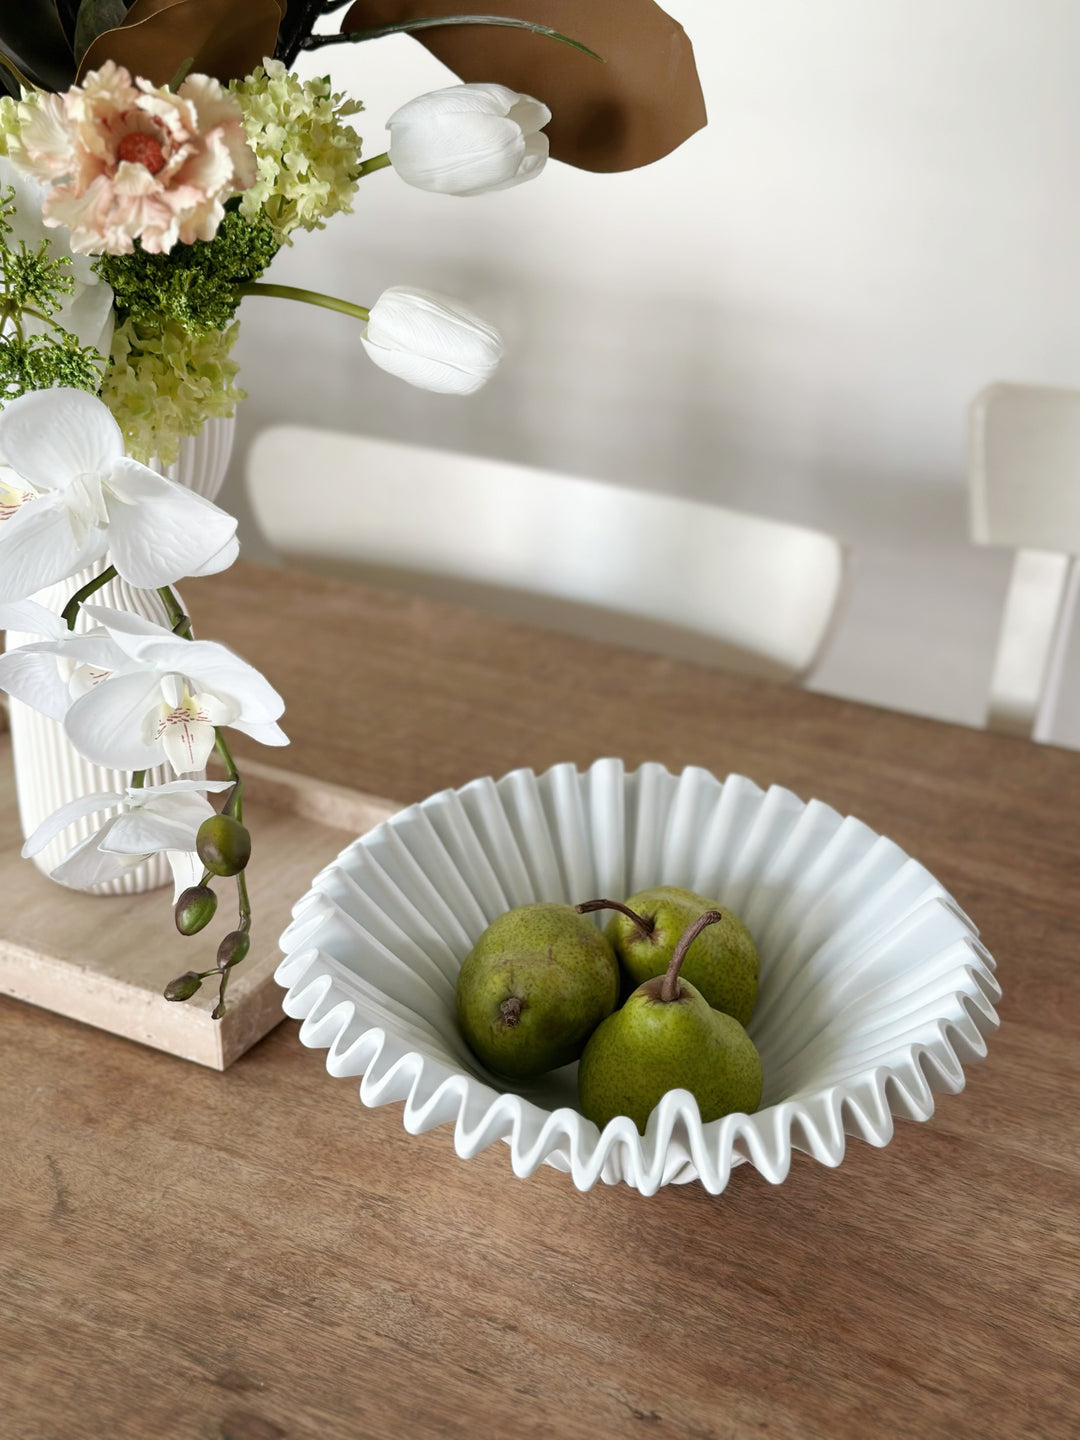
<box><xmin>279</xmin><ymin>761</ymin><xmax>998</xmax><ymax>1124</ymax></box>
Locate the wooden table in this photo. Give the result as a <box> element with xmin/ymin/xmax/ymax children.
<box><xmin>3</xmin><ymin>562</ymin><xmax>1078</xmax><ymax>1440</ymax></box>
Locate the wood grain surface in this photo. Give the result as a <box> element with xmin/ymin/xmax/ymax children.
<box><xmin>2</xmin><ymin>561</ymin><xmax>1078</xmax><ymax>1440</ymax></box>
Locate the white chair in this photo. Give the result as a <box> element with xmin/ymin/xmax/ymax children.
<box><xmin>246</xmin><ymin>427</ymin><xmax>844</xmax><ymax>682</ymax></box>
<box><xmin>969</xmin><ymin>382</ymin><xmax>1080</xmax><ymax>739</ymax></box>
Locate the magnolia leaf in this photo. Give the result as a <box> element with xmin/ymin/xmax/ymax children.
<box><xmin>54</xmin><ymin>1</ymin><xmax>83</xmax><ymax>48</ymax></box>
<box><xmin>74</xmin><ymin>0</ymin><xmax>129</xmax><ymax>62</ymax></box>
<box><xmin>78</xmin><ymin>0</ymin><xmax>282</xmax><ymax>85</ymax></box>
<box><xmin>338</xmin><ymin>0</ymin><xmax>706</xmax><ymax>173</ymax></box>
<box><xmin>0</xmin><ymin>0</ymin><xmax>77</xmax><ymax>92</ymax></box>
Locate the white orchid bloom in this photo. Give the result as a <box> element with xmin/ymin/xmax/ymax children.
<box><xmin>0</xmin><ymin>157</ymin><xmax>115</xmax><ymax>357</ymax></box>
<box><xmin>0</xmin><ymin>388</ymin><xmax>239</xmax><ymax>603</ymax></box>
<box><xmin>50</xmin><ymin>604</ymin><xmax>287</xmax><ymax>775</ymax></box>
<box><xmin>22</xmin><ymin>778</ymin><xmax>234</xmax><ymax>899</ymax></box>
<box><xmin>361</xmin><ymin>286</ymin><xmax>503</xmax><ymax>395</ymax></box>
<box><xmin>0</xmin><ymin>598</ymin><xmax>135</xmax><ymax>721</ymax></box>
<box><xmin>387</xmin><ymin>84</ymin><xmax>550</xmax><ymax>196</ymax></box>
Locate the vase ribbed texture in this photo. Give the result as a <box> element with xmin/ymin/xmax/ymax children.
<box><xmin>4</xmin><ymin>416</ymin><xmax>236</xmax><ymax>895</ymax></box>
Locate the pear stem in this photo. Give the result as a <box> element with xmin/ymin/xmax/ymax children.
<box><xmin>660</xmin><ymin>910</ymin><xmax>724</xmax><ymax>1003</ymax></box>
<box><xmin>575</xmin><ymin>898</ymin><xmax>654</xmax><ymax>941</ymax></box>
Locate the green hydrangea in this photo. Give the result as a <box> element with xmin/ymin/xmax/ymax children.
<box><xmin>232</xmin><ymin>61</ymin><xmax>364</xmax><ymax>243</ymax></box>
<box><xmin>0</xmin><ymin>92</ymin><xmax>24</xmax><ymax>156</ymax></box>
<box><xmin>101</xmin><ymin>317</ymin><xmax>245</xmax><ymax>466</ymax></box>
<box><xmin>97</xmin><ymin>210</ymin><xmax>279</xmax><ymax>335</ymax></box>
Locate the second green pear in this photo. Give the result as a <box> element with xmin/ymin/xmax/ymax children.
<box><xmin>603</xmin><ymin>886</ymin><xmax>759</xmax><ymax>1025</ymax></box>
<box><xmin>578</xmin><ymin>910</ymin><xmax>763</xmax><ymax>1134</ymax></box>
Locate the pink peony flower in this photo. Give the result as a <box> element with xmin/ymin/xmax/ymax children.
<box><xmin>7</xmin><ymin>61</ymin><xmax>256</xmax><ymax>256</ymax></box>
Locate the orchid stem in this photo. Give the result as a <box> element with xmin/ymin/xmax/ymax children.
<box><xmin>357</xmin><ymin>152</ymin><xmax>391</xmax><ymax>178</ymax></box>
<box><xmin>156</xmin><ymin>585</ymin><xmax>191</xmax><ymax>639</ymax></box>
<box><xmin>236</xmin><ymin>282</ymin><xmax>370</xmax><ymax>323</ymax></box>
<box><xmin>62</xmin><ymin>565</ymin><xmax>117</xmax><ymax>630</ymax></box>
<box><xmin>214</xmin><ymin>729</ymin><xmax>243</xmax><ymax>822</ymax></box>
<box><xmin>131</xmin><ymin>769</ymin><xmax>146</xmax><ymax>790</ymax></box>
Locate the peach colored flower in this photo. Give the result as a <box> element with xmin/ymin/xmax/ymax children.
<box><xmin>7</xmin><ymin>61</ymin><xmax>256</xmax><ymax>256</ymax></box>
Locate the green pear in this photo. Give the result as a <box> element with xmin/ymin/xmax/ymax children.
<box><xmin>579</xmin><ymin>886</ymin><xmax>758</xmax><ymax>1024</ymax></box>
<box><xmin>577</xmin><ymin>911</ymin><xmax>763</xmax><ymax>1134</ymax></box>
<box><xmin>455</xmin><ymin>903</ymin><xmax>619</xmax><ymax>1080</ymax></box>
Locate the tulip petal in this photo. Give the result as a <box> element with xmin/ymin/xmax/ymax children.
<box><xmin>21</xmin><ymin>791</ymin><xmax>123</xmax><ymax>858</ymax></box>
<box><xmin>63</xmin><ymin>668</ymin><xmax>164</xmax><ymax>768</ymax></box>
<box><xmin>0</xmin><ymin>387</ymin><xmax>124</xmax><ymax>490</ymax></box>
<box><xmin>0</xmin><ymin>494</ymin><xmax>106</xmax><ymax>602</ymax></box>
<box><xmin>104</xmin><ymin>459</ymin><xmax>238</xmax><ymax>589</ymax></box>
<box><xmin>390</xmin><ymin>112</ymin><xmax>527</xmax><ymax>194</ymax></box>
<box><xmin>362</xmin><ymin>286</ymin><xmax>503</xmax><ymax>395</ymax></box>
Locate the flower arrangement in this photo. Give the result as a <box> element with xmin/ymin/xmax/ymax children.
<box><xmin>0</xmin><ymin>1</ymin><xmax>703</xmax><ymax>1018</ymax></box>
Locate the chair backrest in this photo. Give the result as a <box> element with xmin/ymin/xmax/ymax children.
<box><xmin>247</xmin><ymin>426</ymin><xmax>844</xmax><ymax>681</ymax></box>
<box><xmin>968</xmin><ymin>383</ymin><xmax>1080</xmax><ymax>739</ymax></box>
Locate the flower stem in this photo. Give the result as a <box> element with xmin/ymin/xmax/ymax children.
<box><xmin>62</xmin><ymin>565</ymin><xmax>117</xmax><ymax>630</ymax></box>
<box><xmin>235</xmin><ymin>283</ymin><xmax>370</xmax><ymax>323</ymax></box>
<box><xmin>156</xmin><ymin>585</ymin><xmax>191</xmax><ymax>639</ymax></box>
<box><xmin>131</xmin><ymin>770</ymin><xmax>146</xmax><ymax>790</ymax></box>
<box><xmin>357</xmin><ymin>152</ymin><xmax>391</xmax><ymax>178</ymax></box>
<box><xmin>215</xmin><ymin>729</ymin><xmax>243</xmax><ymax>822</ymax></box>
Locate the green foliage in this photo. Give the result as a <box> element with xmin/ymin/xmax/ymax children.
<box><xmin>96</xmin><ymin>210</ymin><xmax>280</xmax><ymax>335</ymax></box>
<box><xmin>0</xmin><ymin>184</ymin><xmax>104</xmax><ymax>402</ymax></box>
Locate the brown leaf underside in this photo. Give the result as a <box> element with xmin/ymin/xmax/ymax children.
<box><xmin>78</xmin><ymin>0</ymin><xmax>282</xmax><ymax>86</ymax></box>
<box><xmin>340</xmin><ymin>0</ymin><xmax>706</xmax><ymax>172</ymax></box>
<box><xmin>73</xmin><ymin>0</ymin><xmax>704</xmax><ymax>171</ymax></box>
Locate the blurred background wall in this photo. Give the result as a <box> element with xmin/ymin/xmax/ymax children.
<box><xmin>230</xmin><ymin>0</ymin><xmax>1080</xmax><ymax>728</ymax></box>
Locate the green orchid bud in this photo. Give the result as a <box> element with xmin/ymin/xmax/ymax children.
<box><xmin>174</xmin><ymin>884</ymin><xmax>217</xmax><ymax>935</ymax></box>
<box><xmin>164</xmin><ymin>971</ymin><xmax>202</xmax><ymax>1002</ymax></box>
<box><xmin>196</xmin><ymin>814</ymin><xmax>251</xmax><ymax>877</ymax></box>
<box><xmin>217</xmin><ymin>930</ymin><xmax>251</xmax><ymax>971</ymax></box>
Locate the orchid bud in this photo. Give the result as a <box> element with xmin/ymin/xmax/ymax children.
<box><xmin>196</xmin><ymin>814</ymin><xmax>251</xmax><ymax>877</ymax></box>
<box><xmin>217</xmin><ymin>930</ymin><xmax>250</xmax><ymax>971</ymax></box>
<box><xmin>387</xmin><ymin>83</ymin><xmax>550</xmax><ymax>196</ymax></box>
<box><xmin>175</xmin><ymin>885</ymin><xmax>217</xmax><ymax>935</ymax></box>
<box><xmin>361</xmin><ymin>286</ymin><xmax>503</xmax><ymax>395</ymax></box>
<box><xmin>165</xmin><ymin>971</ymin><xmax>202</xmax><ymax>1002</ymax></box>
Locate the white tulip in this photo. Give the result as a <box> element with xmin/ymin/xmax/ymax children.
<box><xmin>22</xmin><ymin>778</ymin><xmax>234</xmax><ymax>898</ymax></box>
<box><xmin>361</xmin><ymin>285</ymin><xmax>503</xmax><ymax>395</ymax></box>
<box><xmin>387</xmin><ymin>83</ymin><xmax>550</xmax><ymax>197</ymax></box>
<box><xmin>0</xmin><ymin>388</ymin><xmax>239</xmax><ymax>602</ymax></box>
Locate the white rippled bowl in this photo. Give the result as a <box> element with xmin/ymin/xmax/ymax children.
<box><xmin>275</xmin><ymin>760</ymin><xmax>1000</xmax><ymax>1196</ymax></box>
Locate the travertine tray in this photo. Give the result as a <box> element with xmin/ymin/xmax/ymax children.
<box><xmin>0</xmin><ymin>727</ymin><xmax>397</xmax><ymax>1069</ymax></box>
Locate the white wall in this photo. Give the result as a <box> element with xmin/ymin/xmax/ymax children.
<box><xmin>230</xmin><ymin>1</ymin><xmax>1080</xmax><ymax>728</ymax></box>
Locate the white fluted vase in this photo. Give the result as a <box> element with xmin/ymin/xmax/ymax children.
<box><xmin>4</xmin><ymin>416</ymin><xmax>236</xmax><ymax>894</ymax></box>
